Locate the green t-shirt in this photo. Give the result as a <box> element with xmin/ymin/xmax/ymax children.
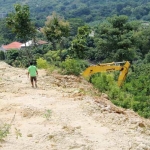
<box><xmin>28</xmin><ymin>65</ymin><xmax>37</xmax><ymax>77</ymax></box>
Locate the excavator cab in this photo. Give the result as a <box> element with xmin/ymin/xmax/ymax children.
<box><xmin>82</xmin><ymin>61</ymin><xmax>130</xmax><ymax>87</ymax></box>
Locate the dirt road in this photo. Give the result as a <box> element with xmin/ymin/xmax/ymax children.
<box><xmin>0</xmin><ymin>61</ymin><xmax>150</xmax><ymax>150</ymax></box>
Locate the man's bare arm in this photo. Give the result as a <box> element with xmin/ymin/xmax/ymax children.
<box><xmin>36</xmin><ymin>70</ymin><xmax>38</xmax><ymax>76</ymax></box>
<box><xmin>27</xmin><ymin>72</ymin><xmax>29</xmax><ymax>78</ymax></box>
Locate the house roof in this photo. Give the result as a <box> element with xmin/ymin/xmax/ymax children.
<box><xmin>2</xmin><ymin>42</ymin><xmax>23</xmax><ymax>50</ymax></box>
<box><xmin>21</xmin><ymin>40</ymin><xmax>48</xmax><ymax>47</ymax></box>
<box><xmin>37</xmin><ymin>40</ymin><xmax>48</xmax><ymax>45</ymax></box>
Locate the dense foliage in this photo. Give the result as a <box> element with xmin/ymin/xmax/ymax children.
<box><xmin>1</xmin><ymin>0</ymin><xmax>150</xmax><ymax>26</ymax></box>
<box><xmin>6</xmin><ymin>4</ymin><xmax>36</xmax><ymax>42</ymax></box>
<box><xmin>61</xmin><ymin>57</ymin><xmax>88</xmax><ymax>76</ymax></box>
<box><xmin>0</xmin><ymin>2</ymin><xmax>149</xmax><ymax>118</ymax></box>
<box><xmin>41</xmin><ymin>12</ymin><xmax>70</xmax><ymax>50</ymax></box>
<box><xmin>90</xmin><ymin>64</ymin><xmax>150</xmax><ymax>118</ymax></box>
<box><xmin>123</xmin><ymin>63</ymin><xmax>150</xmax><ymax>118</ymax></box>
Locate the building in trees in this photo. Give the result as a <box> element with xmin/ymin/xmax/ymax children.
<box><xmin>0</xmin><ymin>42</ymin><xmax>23</xmax><ymax>51</ymax></box>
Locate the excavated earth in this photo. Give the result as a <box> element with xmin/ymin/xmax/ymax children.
<box><xmin>0</xmin><ymin>61</ymin><xmax>150</xmax><ymax>150</ymax></box>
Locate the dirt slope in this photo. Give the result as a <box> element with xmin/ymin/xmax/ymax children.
<box><xmin>0</xmin><ymin>61</ymin><xmax>150</xmax><ymax>150</ymax></box>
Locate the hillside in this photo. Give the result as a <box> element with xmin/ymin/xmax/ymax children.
<box><xmin>0</xmin><ymin>61</ymin><xmax>150</xmax><ymax>150</ymax></box>
<box><xmin>1</xmin><ymin>0</ymin><xmax>150</xmax><ymax>25</ymax></box>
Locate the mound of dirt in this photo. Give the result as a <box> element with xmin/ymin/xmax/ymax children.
<box><xmin>0</xmin><ymin>61</ymin><xmax>150</xmax><ymax>150</ymax></box>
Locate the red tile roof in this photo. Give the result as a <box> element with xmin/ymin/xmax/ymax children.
<box><xmin>37</xmin><ymin>40</ymin><xmax>48</xmax><ymax>45</ymax></box>
<box><xmin>2</xmin><ymin>42</ymin><xmax>23</xmax><ymax>50</ymax></box>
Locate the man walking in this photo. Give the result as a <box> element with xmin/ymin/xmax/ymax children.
<box><xmin>28</xmin><ymin>62</ymin><xmax>38</xmax><ymax>88</ymax></box>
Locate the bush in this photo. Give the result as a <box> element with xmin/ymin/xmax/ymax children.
<box><xmin>46</xmin><ymin>64</ymin><xmax>60</xmax><ymax>75</ymax></box>
<box><xmin>44</xmin><ymin>49</ymin><xmax>68</xmax><ymax>66</ymax></box>
<box><xmin>61</xmin><ymin>58</ymin><xmax>88</xmax><ymax>76</ymax></box>
<box><xmin>6</xmin><ymin>49</ymin><xmax>19</xmax><ymax>60</ymax></box>
<box><xmin>36</xmin><ymin>58</ymin><xmax>49</xmax><ymax>69</ymax></box>
<box><xmin>5</xmin><ymin>49</ymin><xmax>19</xmax><ymax>66</ymax></box>
<box><xmin>91</xmin><ymin>73</ymin><xmax>116</xmax><ymax>92</ymax></box>
<box><xmin>91</xmin><ymin>72</ymin><xmax>134</xmax><ymax>111</ymax></box>
<box><xmin>0</xmin><ymin>51</ymin><xmax>5</xmax><ymax>60</ymax></box>
<box><xmin>123</xmin><ymin>63</ymin><xmax>150</xmax><ymax>118</ymax></box>
<box><xmin>109</xmin><ymin>86</ymin><xmax>120</xmax><ymax>99</ymax></box>
<box><xmin>0</xmin><ymin>123</ymin><xmax>10</xmax><ymax>141</ymax></box>
<box><xmin>44</xmin><ymin>50</ymin><xmax>61</xmax><ymax>63</ymax></box>
<box><xmin>90</xmin><ymin>65</ymin><xmax>150</xmax><ymax>118</ymax></box>
<box><xmin>145</xmin><ymin>52</ymin><xmax>150</xmax><ymax>63</ymax></box>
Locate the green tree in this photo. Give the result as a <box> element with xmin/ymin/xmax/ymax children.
<box><xmin>123</xmin><ymin>63</ymin><xmax>150</xmax><ymax>118</ymax></box>
<box><xmin>0</xmin><ymin>19</ymin><xmax>16</xmax><ymax>45</ymax></box>
<box><xmin>70</xmin><ymin>25</ymin><xmax>91</xmax><ymax>59</ymax></box>
<box><xmin>133</xmin><ymin>24</ymin><xmax>150</xmax><ymax>59</ymax></box>
<box><xmin>145</xmin><ymin>52</ymin><xmax>150</xmax><ymax>63</ymax></box>
<box><xmin>94</xmin><ymin>15</ymin><xmax>137</xmax><ymax>62</ymax></box>
<box><xmin>0</xmin><ymin>51</ymin><xmax>5</xmax><ymax>60</ymax></box>
<box><xmin>6</xmin><ymin>4</ymin><xmax>36</xmax><ymax>43</ymax></box>
<box><xmin>5</xmin><ymin>49</ymin><xmax>19</xmax><ymax>65</ymax></box>
<box><xmin>6</xmin><ymin>4</ymin><xmax>36</xmax><ymax>61</ymax></box>
<box><xmin>61</xmin><ymin>57</ymin><xmax>88</xmax><ymax>76</ymax></box>
<box><xmin>41</xmin><ymin>12</ymin><xmax>70</xmax><ymax>50</ymax></box>
<box><xmin>68</xmin><ymin>18</ymin><xmax>85</xmax><ymax>36</ymax></box>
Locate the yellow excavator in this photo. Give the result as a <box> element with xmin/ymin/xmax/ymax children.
<box><xmin>82</xmin><ymin>61</ymin><xmax>130</xmax><ymax>87</ymax></box>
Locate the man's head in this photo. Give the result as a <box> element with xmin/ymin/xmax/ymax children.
<box><xmin>30</xmin><ymin>62</ymin><xmax>33</xmax><ymax>66</ymax></box>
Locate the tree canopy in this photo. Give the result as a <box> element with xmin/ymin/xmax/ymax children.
<box><xmin>41</xmin><ymin>12</ymin><xmax>70</xmax><ymax>50</ymax></box>
<box><xmin>6</xmin><ymin>4</ymin><xmax>36</xmax><ymax>43</ymax></box>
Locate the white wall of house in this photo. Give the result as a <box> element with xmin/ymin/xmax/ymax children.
<box><xmin>0</xmin><ymin>46</ymin><xmax>6</xmax><ymax>52</ymax></box>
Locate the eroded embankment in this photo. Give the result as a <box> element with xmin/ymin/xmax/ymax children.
<box><xmin>0</xmin><ymin>61</ymin><xmax>150</xmax><ymax>150</ymax></box>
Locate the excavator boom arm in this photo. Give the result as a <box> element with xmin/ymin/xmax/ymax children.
<box><xmin>118</xmin><ymin>61</ymin><xmax>130</xmax><ymax>87</ymax></box>
<box><xmin>82</xmin><ymin>65</ymin><xmax>122</xmax><ymax>77</ymax></box>
<box><xmin>82</xmin><ymin>61</ymin><xmax>130</xmax><ymax>87</ymax></box>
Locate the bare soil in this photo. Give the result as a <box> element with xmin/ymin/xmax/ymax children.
<box><xmin>0</xmin><ymin>61</ymin><xmax>150</xmax><ymax>150</ymax></box>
